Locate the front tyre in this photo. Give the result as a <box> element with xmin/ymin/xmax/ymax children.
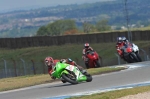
<box><xmin>130</xmin><ymin>53</ymin><xmax>140</xmax><ymax>62</ymax></box>
<box><xmin>95</xmin><ymin>60</ymin><xmax>101</xmax><ymax>68</ymax></box>
<box><xmin>123</xmin><ymin>56</ymin><xmax>133</xmax><ymax>63</ymax></box>
<box><xmin>61</xmin><ymin>73</ymin><xmax>78</xmax><ymax>84</ymax></box>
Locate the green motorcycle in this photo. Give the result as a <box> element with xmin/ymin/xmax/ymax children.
<box><xmin>51</xmin><ymin>62</ymin><xmax>92</xmax><ymax>84</ymax></box>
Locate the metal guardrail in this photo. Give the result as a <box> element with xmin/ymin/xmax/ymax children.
<box><xmin>0</xmin><ymin>48</ymin><xmax>149</xmax><ymax>79</ymax></box>
<box><xmin>115</xmin><ymin>53</ymin><xmax>121</xmax><ymax>65</ymax></box>
<box><xmin>0</xmin><ymin>59</ymin><xmax>46</xmax><ymax>79</ymax></box>
<box><xmin>2</xmin><ymin>58</ymin><xmax>7</xmax><ymax>77</ymax></box>
<box><xmin>140</xmin><ymin>49</ymin><xmax>147</xmax><ymax>61</ymax></box>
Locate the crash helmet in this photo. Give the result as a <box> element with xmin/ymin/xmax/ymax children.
<box><xmin>67</xmin><ymin>58</ymin><xmax>73</xmax><ymax>62</ymax></box>
<box><xmin>122</xmin><ymin>36</ymin><xmax>127</xmax><ymax>42</ymax></box>
<box><xmin>44</xmin><ymin>56</ymin><xmax>54</xmax><ymax>67</ymax></box>
<box><xmin>84</xmin><ymin>43</ymin><xmax>89</xmax><ymax>48</ymax></box>
<box><xmin>117</xmin><ymin>37</ymin><xmax>123</xmax><ymax>43</ymax></box>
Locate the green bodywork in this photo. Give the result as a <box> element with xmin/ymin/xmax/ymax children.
<box><xmin>51</xmin><ymin>62</ymin><xmax>87</xmax><ymax>82</ymax></box>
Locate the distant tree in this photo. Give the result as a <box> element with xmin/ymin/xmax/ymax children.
<box><xmin>96</xmin><ymin>19</ymin><xmax>111</xmax><ymax>32</ymax></box>
<box><xmin>36</xmin><ymin>19</ymin><xmax>77</xmax><ymax>36</ymax></box>
<box><xmin>63</xmin><ymin>29</ymin><xmax>78</xmax><ymax>35</ymax></box>
<box><xmin>36</xmin><ymin>26</ymin><xmax>48</xmax><ymax>36</ymax></box>
<box><xmin>83</xmin><ymin>22</ymin><xmax>95</xmax><ymax>33</ymax></box>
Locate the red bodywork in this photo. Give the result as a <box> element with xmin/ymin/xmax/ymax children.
<box><xmin>123</xmin><ymin>44</ymin><xmax>133</xmax><ymax>53</ymax></box>
<box><xmin>86</xmin><ymin>51</ymin><xmax>100</xmax><ymax>68</ymax></box>
<box><xmin>126</xmin><ymin>47</ymin><xmax>132</xmax><ymax>53</ymax></box>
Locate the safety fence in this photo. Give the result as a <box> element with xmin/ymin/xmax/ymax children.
<box><xmin>0</xmin><ymin>50</ymin><xmax>148</xmax><ymax>79</ymax></box>
<box><xmin>0</xmin><ymin>58</ymin><xmax>113</xmax><ymax>79</ymax></box>
<box><xmin>0</xmin><ymin>59</ymin><xmax>46</xmax><ymax>79</ymax></box>
<box><xmin>0</xmin><ymin>30</ymin><xmax>150</xmax><ymax>49</ymax></box>
<box><xmin>0</xmin><ymin>30</ymin><xmax>150</xmax><ymax>78</ymax></box>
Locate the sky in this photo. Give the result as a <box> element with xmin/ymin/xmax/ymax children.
<box><xmin>0</xmin><ymin>0</ymin><xmax>108</xmax><ymax>13</ymax></box>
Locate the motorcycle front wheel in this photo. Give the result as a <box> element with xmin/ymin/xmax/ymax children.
<box><xmin>130</xmin><ymin>53</ymin><xmax>140</xmax><ymax>62</ymax></box>
<box><xmin>61</xmin><ymin>73</ymin><xmax>78</xmax><ymax>84</ymax></box>
<box><xmin>95</xmin><ymin>60</ymin><xmax>101</xmax><ymax>67</ymax></box>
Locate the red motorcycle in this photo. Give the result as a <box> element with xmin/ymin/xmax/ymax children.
<box><xmin>85</xmin><ymin>50</ymin><xmax>101</xmax><ymax>68</ymax></box>
<box><xmin>121</xmin><ymin>43</ymin><xmax>142</xmax><ymax>63</ymax></box>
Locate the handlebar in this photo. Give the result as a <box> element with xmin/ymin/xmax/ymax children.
<box><xmin>86</xmin><ymin>50</ymin><xmax>94</xmax><ymax>54</ymax></box>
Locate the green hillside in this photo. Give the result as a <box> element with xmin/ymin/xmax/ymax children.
<box><xmin>0</xmin><ymin>0</ymin><xmax>150</xmax><ymax>37</ymax></box>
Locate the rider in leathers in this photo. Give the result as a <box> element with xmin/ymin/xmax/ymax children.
<box><xmin>44</xmin><ymin>57</ymin><xmax>89</xmax><ymax>83</ymax></box>
<box><xmin>82</xmin><ymin>43</ymin><xmax>94</xmax><ymax>69</ymax></box>
<box><xmin>116</xmin><ymin>36</ymin><xmax>131</xmax><ymax>61</ymax></box>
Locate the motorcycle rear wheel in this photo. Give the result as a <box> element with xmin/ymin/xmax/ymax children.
<box><xmin>86</xmin><ymin>74</ymin><xmax>92</xmax><ymax>82</ymax></box>
<box><xmin>136</xmin><ymin>53</ymin><xmax>142</xmax><ymax>62</ymax></box>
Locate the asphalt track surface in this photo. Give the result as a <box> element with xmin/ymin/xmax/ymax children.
<box><xmin>0</xmin><ymin>61</ymin><xmax>150</xmax><ymax>99</ymax></box>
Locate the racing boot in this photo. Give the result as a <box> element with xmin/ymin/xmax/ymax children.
<box><xmin>85</xmin><ymin>62</ymin><xmax>89</xmax><ymax>69</ymax></box>
<box><xmin>60</xmin><ymin>77</ymin><xmax>66</xmax><ymax>83</ymax></box>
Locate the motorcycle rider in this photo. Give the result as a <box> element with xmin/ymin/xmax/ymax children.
<box><xmin>60</xmin><ymin>58</ymin><xmax>89</xmax><ymax>75</ymax></box>
<box><xmin>44</xmin><ymin>56</ymin><xmax>59</xmax><ymax>80</ymax></box>
<box><xmin>122</xmin><ymin>36</ymin><xmax>131</xmax><ymax>45</ymax></box>
<box><xmin>116</xmin><ymin>36</ymin><xmax>130</xmax><ymax>60</ymax></box>
<box><xmin>45</xmin><ymin>56</ymin><xmax>68</xmax><ymax>83</ymax></box>
<box><xmin>82</xmin><ymin>43</ymin><xmax>94</xmax><ymax>69</ymax></box>
<box><xmin>44</xmin><ymin>57</ymin><xmax>89</xmax><ymax>83</ymax></box>
<box><xmin>121</xmin><ymin>37</ymin><xmax>142</xmax><ymax>62</ymax></box>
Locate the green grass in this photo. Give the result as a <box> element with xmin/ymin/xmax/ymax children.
<box><xmin>68</xmin><ymin>86</ymin><xmax>150</xmax><ymax>99</ymax></box>
<box><xmin>0</xmin><ymin>41</ymin><xmax>150</xmax><ymax>66</ymax></box>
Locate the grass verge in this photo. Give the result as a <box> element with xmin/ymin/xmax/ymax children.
<box><xmin>68</xmin><ymin>86</ymin><xmax>150</xmax><ymax>99</ymax></box>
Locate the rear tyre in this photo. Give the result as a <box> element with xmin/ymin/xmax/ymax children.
<box><xmin>61</xmin><ymin>73</ymin><xmax>78</xmax><ymax>84</ymax></box>
<box><xmin>136</xmin><ymin>53</ymin><xmax>142</xmax><ymax>62</ymax></box>
<box><xmin>86</xmin><ymin>74</ymin><xmax>92</xmax><ymax>82</ymax></box>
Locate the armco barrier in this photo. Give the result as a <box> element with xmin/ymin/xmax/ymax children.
<box><xmin>0</xmin><ymin>30</ymin><xmax>150</xmax><ymax>49</ymax></box>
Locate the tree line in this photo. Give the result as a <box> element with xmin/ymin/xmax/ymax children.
<box><xmin>36</xmin><ymin>19</ymin><xmax>111</xmax><ymax>36</ymax></box>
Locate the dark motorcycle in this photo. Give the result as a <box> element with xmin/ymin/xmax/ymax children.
<box><xmin>121</xmin><ymin>43</ymin><xmax>142</xmax><ymax>63</ymax></box>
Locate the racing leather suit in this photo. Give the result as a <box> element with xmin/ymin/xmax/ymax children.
<box><xmin>48</xmin><ymin>59</ymin><xmax>60</xmax><ymax>78</ymax></box>
<box><xmin>82</xmin><ymin>47</ymin><xmax>93</xmax><ymax>68</ymax></box>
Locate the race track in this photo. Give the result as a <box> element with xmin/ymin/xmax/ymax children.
<box><xmin>0</xmin><ymin>61</ymin><xmax>150</xmax><ymax>99</ymax></box>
